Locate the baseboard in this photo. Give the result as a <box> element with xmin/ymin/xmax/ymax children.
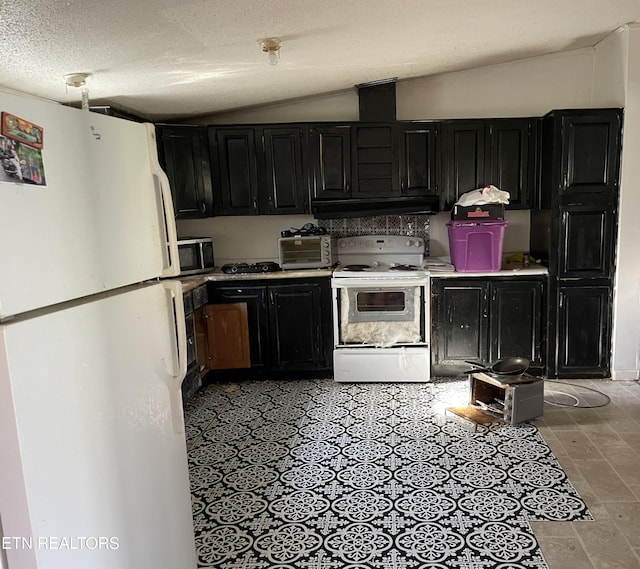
<box><xmin>611</xmin><ymin>369</ymin><xmax>639</xmax><ymax>380</ymax></box>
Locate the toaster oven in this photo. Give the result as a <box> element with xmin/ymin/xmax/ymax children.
<box><xmin>278</xmin><ymin>235</ymin><xmax>336</xmax><ymax>270</ymax></box>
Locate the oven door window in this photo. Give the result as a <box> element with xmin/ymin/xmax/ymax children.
<box><xmin>348</xmin><ymin>288</ymin><xmax>414</xmax><ymax>322</ymax></box>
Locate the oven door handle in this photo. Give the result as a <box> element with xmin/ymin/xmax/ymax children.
<box><xmin>332</xmin><ymin>277</ymin><xmax>429</xmax><ymax>288</ymax></box>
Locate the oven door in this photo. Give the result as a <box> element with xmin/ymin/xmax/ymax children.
<box><xmin>333</xmin><ymin>277</ymin><xmax>429</xmax><ymax>347</ymax></box>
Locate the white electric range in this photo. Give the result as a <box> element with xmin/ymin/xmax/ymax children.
<box><xmin>331</xmin><ymin>235</ymin><xmax>431</xmax><ymax>382</ymax></box>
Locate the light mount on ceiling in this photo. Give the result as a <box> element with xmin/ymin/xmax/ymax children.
<box><xmin>259</xmin><ymin>37</ymin><xmax>281</xmax><ymax>66</ymax></box>
<box><xmin>64</xmin><ymin>72</ymin><xmax>92</xmax><ymax>110</ymax></box>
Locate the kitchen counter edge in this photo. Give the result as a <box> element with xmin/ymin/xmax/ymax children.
<box><xmin>429</xmin><ymin>263</ymin><xmax>548</xmax><ymax>278</ymax></box>
<box><xmin>176</xmin><ymin>268</ymin><xmax>334</xmax><ymax>292</ymax></box>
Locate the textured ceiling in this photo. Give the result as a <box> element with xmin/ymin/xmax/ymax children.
<box><xmin>1</xmin><ymin>0</ymin><xmax>639</xmax><ymax>121</ymax></box>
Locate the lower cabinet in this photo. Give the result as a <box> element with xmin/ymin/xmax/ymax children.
<box><xmin>182</xmin><ymin>283</ymin><xmax>209</xmax><ymax>402</ymax></box>
<box><xmin>554</xmin><ymin>284</ymin><xmax>611</xmax><ymax>377</ymax></box>
<box><xmin>207</xmin><ymin>278</ymin><xmax>333</xmax><ymax>374</ymax></box>
<box><xmin>432</xmin><ymin>277</ymin><xmax>545</xmax><ymax>376</ymax></box>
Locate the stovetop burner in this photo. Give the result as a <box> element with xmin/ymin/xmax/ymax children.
<box><xmin>389</xmin><ymin>264</ymin><xmax>420</xmax><ymax>271</ymax></box>
<box><xmin>342</xmin><ymin>264</ymin><xmax>372</xmax><ymax>272</ymax></box>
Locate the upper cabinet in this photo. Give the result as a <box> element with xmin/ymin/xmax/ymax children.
<box><xmin>352</xmin><ymin>124</ymin><xmax>399</xmax><ymax>197</ymax></box>
<box><xmin>308</xmin><ymin>125</ymin><xmax>351</xmax><ymax>199</ymax></box>
<box><xmin>398</xmin><ymin>123</ymin><xmax>439</xmax><ymax>198</ymax></box>
<box><xmin>440</xmin><ymin>118</ymin><xmax>538</xmax><ymax>210</ymax></box>
<box><xmin>559</xmin><ymin>112</ymin><xmax>621</xmax><ymax>197</ymax></box>
<box><xmin>441</xmin><ymin>121</ymin><xmax>486</xmax><ymax>210</ymax></box>
<box><xmin>156</xmin><ymin>125</ymin><xmax>214</xmax><ymax>218</ymax></box>
<box><xmin>538</xmin><ymin>109</ymin><xmax>622</xmax><ymax>209</ymax></box>
<box><xmin>211</xmin><ymin>125</ymin><xmax>307</xmax><ymax>216</ymax></box>
<box><xmin>212</xmin><ymin>128</ymin><xmax>260</xmax><ymax>215</ymax></box>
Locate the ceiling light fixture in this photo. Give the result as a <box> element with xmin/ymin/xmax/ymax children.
<box><xmin>63</xmin><ymin>73</ymin><xmax>91</xmax><ymax>110</ymax></box>
<box><xmin>259</xmin><ymin>37</ymin><xmax>281</xmax><ymax>66</ymax></box>
<box><xmin>63</xmin><ymin>72</ymin><xmax>90</xmax><ymax>88</ymax></box>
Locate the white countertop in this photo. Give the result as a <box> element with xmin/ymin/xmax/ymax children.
<box><xmin>176</xmin><ymin>262</ymin><xmax>547</xmax><ymax>292</ymax></box>
<box><xmin>427</xmin><ymin>260</ymin><xmax>548</xmax><ymax>277</ymax></box>
<box><xmin>177</xmin><ymin>267</ymin><xmax>334</xmax><ymax>292</ymax></box>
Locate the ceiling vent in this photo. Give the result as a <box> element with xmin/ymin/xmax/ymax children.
<box><xmin>356</xmin><ymin>78</ymin><xmax>397</xmax><ymax>121</ymax></box>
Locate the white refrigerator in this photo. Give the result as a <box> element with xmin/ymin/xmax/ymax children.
<box><xmin>0</xmin><ymin>89</ymin><xmax>197</xmax><ymax>569</ymax></box>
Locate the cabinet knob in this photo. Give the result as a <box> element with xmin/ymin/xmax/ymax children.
<box><xmin>201</xmin><ymin>202</ymin><xmax>206</xmax><ymax>213</ymax></box>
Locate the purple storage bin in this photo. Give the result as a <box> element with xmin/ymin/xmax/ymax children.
<box><xmin>446</xmin><ymin>220</ymin><xmax>508</xmax><ymax>272</ymax></box>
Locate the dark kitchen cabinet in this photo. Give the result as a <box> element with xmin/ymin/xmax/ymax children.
<box><xmin>156</xmin><ymin>125</ymin><xmax>214</xmax><ymax>218</ymax></box>
<box><xmin>431</xmin><ymin>278</ymin><xmax>544</xmax><ymax>376</ymax></box>
<box><xmin>558</xmin><ymin>112</ymin><xmax>621</xmax><ymax>197</ymax></box>
<box><xmin>440</xmin><ymin>118</ymin><xmax>538</xmax><ymax>210</ymax></box>
<box><xmin>352</xmin><ymin>124</ymin><xmax>399</xmax><ymax>197</ymax></box>
<box><xmin>181</xmin><ymin>284</ymin><xmax>209</xmax><ymax>402</ymax></box>
<box><xmin>268</xmin><ymin>283</ymin><xmax>326</xmax><ymax>370</ymax></box>
<box><xmin>487</xmin><ymin>119</ymin><xmax>537</xmax><ymax>210</ymax></box>
<box><xmin>441</xmin><ymin>121</ymin><xmax>485</xmax><ymax>210</ymax></box>
<box><xmin>557</xmin><ymin>201</ymin><xmax>616</xmax><ymax>279</ymax></box>
<box><xmin>555</xmin><ymin>285</ymin><xmax>611</xmax><ymax>377</ymax></box>
<box><xmin>212</xmin><ymin>128</ymin><xmax>260</xmax><ymax>215</ymax></box>
<box><xmin>532</xmin><ymin>108</ymin><xmax>622</xmax><ymax>378</ymax></box>
<box><xmin>308</xmin><ymin>125</ymin><xmax>351</xmax><ymax>199</ymax></box>
<box><xmin>207</xmin><ymin>278</ymin><xmax>333</xmax><ymax>375</ymax></box>
<box><xmin>262</xmin><ymin>127</ymin><xmax>307</xmax><ymax>214</ymax></box>
<box><xmin>211</xmin><ymin>126</ymin><xmax>307</xmax><ymax>215</ymax></box>
<box><xmin>398</xmin><ymin>123</ymin><xmax>439</xmax><ymax>198</ymax></box>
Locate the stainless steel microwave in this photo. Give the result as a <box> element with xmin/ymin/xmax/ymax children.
<box><xmin>177</xmin><ymin>238</ymin><xmax>215</xmax><ymax>275</ymax></box>
<box><xmin>278</xmin><ymin>235</ymin><xmax>336</xmax><ymax>270</ymax></box>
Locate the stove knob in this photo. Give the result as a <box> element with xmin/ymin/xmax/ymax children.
<box><xmin>405</xmin><ymin>239</ymin><xmax>412</xmax><ymax>247</ymax></box>
<box><xmin>348</xmin><ymin>240</ymin><xmax>356</xmax><ymax>247</ymax></box>
<box><xmin>415</xmin><ymin>240</ymin><xmax>422</xmax><ymax>247</ymax></box>
<box><xmin>339</xmin><ymin>241</ymin><xmax>347</xmax><ymax>248</ymax></box>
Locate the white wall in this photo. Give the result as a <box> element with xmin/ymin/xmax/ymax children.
<box><xmin>398</xmin><ymin>48</ymin><xmax>595</xmax><ymax>119</ymax></box>
<box><xmin>611</xmin><ymin>25</ymin><xmax>640</xmax><ymax>379</ymax></box>
<box><xmin>178</xmin><ymin>214</ymin><xmax>316</xmax><ymax>265</ymax></box>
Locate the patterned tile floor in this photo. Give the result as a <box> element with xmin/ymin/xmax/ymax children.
<box><xmin>184</xmin><ymin>378</ymin><xmax>591</xmax><ymax>569</ymax></box>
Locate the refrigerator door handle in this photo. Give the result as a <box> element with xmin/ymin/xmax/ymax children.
<box><xmin>163</xmin><ymin>280</ymin><xmax>188</xmax><ymax>433</ymax></box>
<box><xmin>145</xmin><ymin>123</ymin><xmax>180</xmax><ymax>278</ymax></box>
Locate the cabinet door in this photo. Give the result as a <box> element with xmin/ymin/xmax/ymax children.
<box><xmin>487</xmin><ymin>119</ymin><xmax>536</xmax><ymax>209</ymax></box>
<box><xmin>441</xmin><ymin>122</ymin><xmax>486</xmax><ymax>210</ymax></box>
<box><xmin>432</xmin><ymin>279</ymin><xmax>489</xmax><ymax>371</ymax></box>
<box><xmin>490</xmin><ymin>281</ymin><xmax>543</xmax><ymax>365</ymax></box>
<box><xmin>208</xmin><ymin>285</ymin><xmax>270</xmax><ymax>369</ymax></box>
<box><xmin>560</xmin><ymin>112</ymin><xmax>621</xmax><ymax>195</ymax></box>
<box><xmin>262</xmin><ymin>127</ymin><xmax>307</xmax><ymax>214</ymax></box>
<box><xmin>157</xmin><ymin>126</ymin><xmax>213</xmax><ymax>218</ymax></box>
<box><xmin>268</xmin><ymin>283</ymin><xmax>325</xmax><ymax>370</ymax></box>
<box><xmin>309</xmin><ymin>125</ymin><xmax>351</xmax><ymax>199</ymax></box>
<box><xmin>399</xmin><ymin>124</ymin><xmax>438</xmax><ymax>197</ymax></box>
<box><xmin>352</xmin><ymin>125</ymin><xmax>398</xmax><ymax>197</ymax></box>
<box><xmin>204</xmin><ymin>303</ymin><xmax>251</xmax><ymax>370</ymax></box>
<box><xmin>214</xmin><ymin>128</ymin><xmax>259</xmax><ymax>215</ymax></box>
<box><xmin>558</xmin><ymin>202</ymin><xmax>616</xmax><ymax>279</ymax></box>
<box><xmin>556</xmin><ymin>286</ymin><xmax>611</xmax><ymax>377</ymax></box>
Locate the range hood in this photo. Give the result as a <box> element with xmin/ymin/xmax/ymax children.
<box><xmin>311</xmin><ymin>196</ymin><xmax>439</xmax><ymax>219</ymax></box>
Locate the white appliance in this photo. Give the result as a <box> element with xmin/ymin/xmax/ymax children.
<box><xmin>332</xmin><ymin>235</ymin><xmax>431</xmax><ymax>382</ymax></box>
<box><xmin>0</xmin><ymin>90</ymin><xmax>196</xmax><ymax>569</ymax></box>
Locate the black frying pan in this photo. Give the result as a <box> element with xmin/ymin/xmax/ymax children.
<box><xmin>463</xmin><ymin>357</ymin><xmax>530</xmax><ymax>376</ymax></box>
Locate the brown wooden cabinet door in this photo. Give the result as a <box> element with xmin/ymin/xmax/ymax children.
<box><xmin>204</xmin><ymin>303</ymin><xmax>251</xmax><ymax>370</ymax></box>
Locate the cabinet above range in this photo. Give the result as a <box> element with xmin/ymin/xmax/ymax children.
<box><xmin>156</xmin><ymin>117</ymin><xmax>540</xmax><ymax>220</ymax></box>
